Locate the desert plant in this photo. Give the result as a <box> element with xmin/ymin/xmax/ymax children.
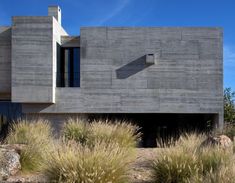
<box><xmin>88</xmin><ymin>119</ymin><xmax>141</xmax><ymax>148</ymax></box>
<box><xmin>175</xmin><ymin>133</ymin><xmax>206</xmax><ymax>152</ymax></box>
<box><xmin>202</xmin><ymin>165</ymin><xmax>235</xmax><ymax>183</ymax></box>
<box><xmin>62</xmin><ymin>118</ymin><xmax>141</xmax><ymax>148</ymax></box>
<box><xmin>152</xmin><ymin>146</ymin><xmax>199</xmax><ymax>183</ymax></box>
<box><xmin>5</xmin><ymin>118</ymin><xmax>53</xmax><ymax>172</ymax></box>
<box><xmin>198</xmin><ymin>146</ymin><xmax>231</xmax><ymax>175</ymax></box>
<box><xmin>62</xmin><ymin>118</ymin><xmax>89</xmax><ymax>145</ymax></box>
<box><xmin>152</xmin><ymin>133</ymin><xmax>235</xmax><ymax>183</ymax></box>
<box><xmin>44</xmin><ymin>140</ymin><xmax>134</xmax><ymax>183</ymax></box>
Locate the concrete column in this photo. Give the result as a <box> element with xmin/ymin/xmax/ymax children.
<box><xmin>213</xmin><ymin>113</ymin><xmax>224</xmax><ymax>131</ymax></box>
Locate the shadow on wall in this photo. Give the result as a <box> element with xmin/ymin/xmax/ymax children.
<box><xmin>116</xmin><ymin>55</ymin><xmax>153</xmax><ymax>79</ymax></box>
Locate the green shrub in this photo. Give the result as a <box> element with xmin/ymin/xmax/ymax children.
<box><xmin>224</xmin><ymin>87</ymin><xmax>235</xmax><ymax>123</ymax></box>
<box><xmin>220</xmin><ymin>123</ymin><xmax>235</xmax><ymax>140</ymax></box>
<box><xmin>44</xmin><ymin>141</ymin><xmax>134</xmax><ymax>183</ymax></box>
<box><xmin>62</xmin><ymin>118</ymin><xmax>89</xmax><ymax>145</ymax></box>
<box><xmin>5</xmin><ymin>119</ymin><xmax>53</xmax><ymax>172</ymax></box>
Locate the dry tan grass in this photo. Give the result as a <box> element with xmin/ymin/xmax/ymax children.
<box><xmin>62</xmin><ymin>118</ymin><xmax>141</xmax><ymax>148</ymax></box>
<box><xmin>152</xmin><ymin>133</ymin><xmax>235</xmax><ymax>183</ymax></box>
<box><xmin>44</xmin><ymin>140</ymin><xmax>135</xmax><ymax>183</ymax></box>
<box><xmin>5</xmin><ymin>119</ymin><xmax>54</xmax><ymax>172</ymax></box>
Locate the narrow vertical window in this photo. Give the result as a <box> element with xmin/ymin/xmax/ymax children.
<box><xmin>73</xmin><ymin>48</ymin><xmax>80</xmax><ymax>87</ymax></box>
<box><xmin>57</xmin><ymin>47</ymin><xmax>80</xmax><ymax>87</ymax></box>
<box><xmin>64</xmin><ymin>49</ymin><xmax>70</xmax><ymax>87</ymax></box>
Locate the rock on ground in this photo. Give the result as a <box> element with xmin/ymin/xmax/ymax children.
<box><xmin>200</xmin><ymin>135</ymin><xmax>232</xmax><ymax>149</ymax></box>
<box><xmin>0</xmin><ymin>148</ymin><xmax>21</xmax><ymax>181</ymax></box>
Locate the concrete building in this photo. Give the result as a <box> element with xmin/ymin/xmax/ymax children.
<box><xmin>0</xmin><ymin>6</ymin><xmax>223</xmax><ymax>145</ymax></box>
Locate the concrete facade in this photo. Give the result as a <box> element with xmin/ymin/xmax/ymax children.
<box><xmin>0</xmin><ymin>6</ymin><xmax>223</xmax><ymax>127</ymax></box>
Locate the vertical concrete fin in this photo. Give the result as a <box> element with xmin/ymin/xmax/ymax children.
<box><xmin>48</xmin><ymin>6</ymin><xmax>61</xmax><ymax>25</ymax></box>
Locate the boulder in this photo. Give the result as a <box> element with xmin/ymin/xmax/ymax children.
<box><xmin>200</xmin><ymin>135</ymin><xmax>232</xmax><ymax>149</ymax></box>
<box><xmin>216</xmin><ymin>135</ymin><xmax>233</xmax><ymax>148</ymax></box>
<box><xmin>0</xmin><ymin>147</ymin><xmax>21</xmax><ymax>181</ymax></box>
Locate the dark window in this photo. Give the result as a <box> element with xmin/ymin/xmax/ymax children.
<box><xmin>57</xmin><ymin>46</ymin><xmax>80</xmax><ymax>87</ymax></box>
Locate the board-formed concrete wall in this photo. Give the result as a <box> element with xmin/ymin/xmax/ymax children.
<box><xmin>11</xmin><ymin>17</ymin><xmax>54</xmax><ymax>103</ymax></box>
<box><xmin>0</xmin><ymin>27</ymin><xmax>11</xmax><ymax>100</ymax></box>
<box><xmin>22</xmin><ymin>27</ymin><xmax>223</xmax><ymax>126</ymax></box>
<box><xmin>11</xmin><ymin>16</ymin><xmax>67</xmax><ymax>103</ymax></box>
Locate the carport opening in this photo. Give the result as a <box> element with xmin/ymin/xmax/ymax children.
<box><xmin>88</xmin><ymin>113</ymin><xmax>218</xmax><ymax>147</ymax></box>
<box><xmin>0</xmin><ymin>114</ymin><xmax>8</xmax><ymax>140</ymax></box>
<box><xmin>0</xmin><ymin>101</ymin><xmax>22</xmax><ymax>140</ymax></box>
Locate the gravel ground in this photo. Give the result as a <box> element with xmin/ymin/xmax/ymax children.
<box><xmin>5</xmin><ymin>148</ymin><xmax>157</xmax><ymax>183</ymax></box>
<box><xmin>129</xmin><ymin>148</ymin><xmax>157</xmax><ymax>183</ymax></box>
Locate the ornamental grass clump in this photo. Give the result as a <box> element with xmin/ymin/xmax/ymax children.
<box><xmin>62</xmin><ymin>118</ymin><xmax>89</xmax><ymax>145</ymax></box>
<box><xmin>201</xmin><ymin>165</ymin><xmax>235</xmax><ymax>183</ymax></box>
<box><xmin>45</xmin><ymin>140</ymin><xmax>134</xmax><ymax>183</ymax></box>
<box><xmin>152</xmin><ymin>146</ymin><xmax>199</xmax><ymax>183</ymax></box>
<box><xmin>198</xmin><ymin>146</ymin><xmax>231</xmax><ymax>175</ymax></box>
<box><xmin>62</xmin><ymin>118</ymin><xmax>141</xmax><ymax>148</ymax></box>
<box><xmin>152</xmin><ymin>133</ymin><xmax>235</xmax><ymax>183</ymax></box>
<box><xmin>5</xmin><ymin>119</ymin><xmax>53</xmax><ymax>172</ymax></box>
<box><xmin>88</xmin><ymin>119</ymin><xmax>141</xmax><ymax>148</ymax></box>
<box><xmin>175</xmin><ymin>133</ymin><xmax>206</xmax><ymax>152</ymax></box>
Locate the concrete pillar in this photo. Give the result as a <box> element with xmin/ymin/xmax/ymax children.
<box><xmin>213</xmin><ymin>113</ymin><xmax>224</xmax><ymax>131</ymax></box>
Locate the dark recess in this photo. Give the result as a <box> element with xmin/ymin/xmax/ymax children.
<box><xmin>88</xmin><ymin>113</ymin><xmax>216</xmax><ymax>147</ymax></box>
<box><xmin>0</xmin><ymin>102</ymin><xmax>22</xmax><ymax>140</ymax></box>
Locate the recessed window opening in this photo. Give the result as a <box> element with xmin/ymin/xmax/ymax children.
<box><xmin>57</xmin><ymin>46</ymin><xmax>80</xmax><ymax>87</ymax></box>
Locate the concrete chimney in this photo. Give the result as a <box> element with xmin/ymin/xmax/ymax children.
<box><xmin>48</xmin><ymin>6</ymin><xmax>61</xmax><ymax>25</ymax></box>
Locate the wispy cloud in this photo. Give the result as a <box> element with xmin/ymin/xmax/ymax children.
<box><xmin>96</xmin><ymin>0</ymin><xmax>130</xmax><ymax>25</ymax></box>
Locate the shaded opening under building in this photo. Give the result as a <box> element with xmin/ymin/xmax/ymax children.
<box><xmin>0</xmin><ymin>101</ymin><xmax>22</xmax><ymax>140</ymax></box>
<box><xmin>88</xmin><ymin>113</ymin><xmax>217</xmax><ymax>147</ymax></box>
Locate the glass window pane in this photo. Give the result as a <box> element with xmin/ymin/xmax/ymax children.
<box><xmin>73</xmin><ymin>48</ymin><xmax>80</xmax><ymax>87</ymax></box>
<box><xmin>64</xmin><ymin>49</ymin><xmax>70</xmax><ymax>87</ymax></box>
<box><xmin>56</xmin><ymin>43</ymin><xmax>61</xmax><ymax>87</ymax></box>
<box><xmin>57</xmin><ymin>47</ymin><xmax>80</xmax><ymax>87</ymax></box>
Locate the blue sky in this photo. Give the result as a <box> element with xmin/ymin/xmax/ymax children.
<box><xmin>0</xmin><ymin>0</ymin><xmax>234</xmax><ymax>89</ymax></box>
